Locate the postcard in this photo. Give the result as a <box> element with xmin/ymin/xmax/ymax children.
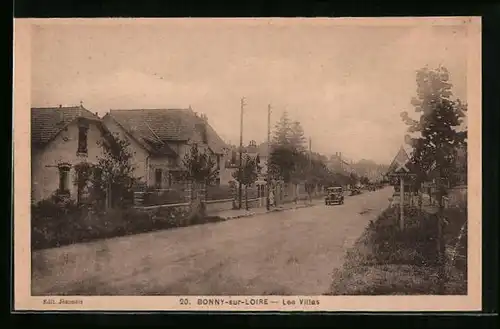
<box><xmin>13</xmin><ymin>17</ymin><xmax>481</xmax><ymax>312</ymax></box>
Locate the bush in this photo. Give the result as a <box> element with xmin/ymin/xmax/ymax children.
<box><xmin>31</xmin><ymin>195</ymin><xmax>188</xmax><ymax>250</ymax></box>
<box><xmin>31</xmin><ymin>194</ymin><xmax>228</xmax><ymax>250</ymax></box>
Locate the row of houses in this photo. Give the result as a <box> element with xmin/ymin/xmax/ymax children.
<box><xmin>326</xmin><ymin>152</ymin><xmax>356</xmax><ymax>175</ymax></box>
<box><xmin>31</xmin><ymin>104</ymin><xmax>249</xmax><ymax>205</ymax></box>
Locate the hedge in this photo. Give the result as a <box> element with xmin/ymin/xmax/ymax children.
<box><xmin>31</xmin><ymin>199</ymin><xmax>225</xmax><ymax>250</ymax></box>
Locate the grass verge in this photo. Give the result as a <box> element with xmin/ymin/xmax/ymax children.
<box><xmin>328</xmin><ymin>204</ymin><xmax>467</xmax><ymax>295</ymax></box>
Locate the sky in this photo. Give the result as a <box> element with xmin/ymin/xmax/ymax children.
<box><xmin>31</xmin><ymin>19</ymin><xmax>469</xmax><ymax>165</ymax></box>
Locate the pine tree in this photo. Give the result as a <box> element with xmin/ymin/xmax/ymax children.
<box><xmin>272</xmin><ymin>111</ymin><xmax>292</xmax><ymax>147</ymax></box>
<box><xmin>289</xmin><ymin>121</ymin><xmax>307</xmax><ymax>152</ymax></box>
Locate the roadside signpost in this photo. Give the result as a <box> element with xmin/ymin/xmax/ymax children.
<box><xmin>386</xmin><ymin>147</ymin><xmax>417</xmax><ymax>230</ymax></box>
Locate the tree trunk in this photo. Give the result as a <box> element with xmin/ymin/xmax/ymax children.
<box><xmin>106</xmin><ymin>181</ymin><xmax>112</xmax><ymax>209</ymax></box>
<box><xmin>245</xmin><ymin>185</ymin><xmax>249</xmax><ymax>210</ymax></box>
<box><xmin>436</xmin><ymin>179</ymin><xmax>447</xmax><ymax>294</ymax></box>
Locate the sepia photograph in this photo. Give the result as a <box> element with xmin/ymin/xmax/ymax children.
<box><xmin>13</xmin><ymin>17</ymin><xmax>481</xmax><ymax>311</ymax></box>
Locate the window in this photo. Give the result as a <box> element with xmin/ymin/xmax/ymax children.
<box><xmin>155</xmin><ymin>169</ymin><xmax>162</xmax><ymax>188</ymax></box>
<box><xmin>78</xmin><ymin>125</ymin><xmax>89</xmax><ymax>154</ymax></box>
<box><xmin>58</xmin><ymin>165</ymin><xmax>70</xmax><ymax>194</ymax></box>
<box><xmin>216</xmin><ymin>178</ymin><xmax>221</xmax><ymax>186</ymax></box>
<box><xmin>216</xmin><ymin>155</ymin><xmax>221</xmax><ymax>169</ymax></box>
<box><xmin>168</xmin><ymin>172</ymin><xmax>172</xmax><ymax>187</ymax></box>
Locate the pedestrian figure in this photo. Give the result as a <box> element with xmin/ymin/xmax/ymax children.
<box><xmin>269</xmin><ymin>190</ymin><xmax>275</xmax><ymax>207</ymax></box>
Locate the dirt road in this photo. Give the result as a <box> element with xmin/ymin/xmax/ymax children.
<box><xmin>32</xmin><ymin>187</ymin><xmax>393</xmax><ymax>295</ymax></box>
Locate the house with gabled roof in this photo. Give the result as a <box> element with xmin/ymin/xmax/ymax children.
<box><xmin>31</xmin><ymin>104</ymin><xmax>111</xmax><ymax>204</ymax></box>
<box><xmin>224</xmin><ymin>140</ymin><xmax>270</xmax><ymax>185</ymax></box>
<box><xmin>101</xmin><ymin>108</ymin><xmax>229</xmax><ymax>189</ymax></box>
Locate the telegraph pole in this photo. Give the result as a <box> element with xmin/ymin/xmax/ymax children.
<box><xmin>309</xmin><ymin>137</ymin><xmax>312</xmax><ymax>167</ymax></box>
<box><xmin>266</xmin><ymin>104</ymin><xmax>271</xmax><ymax>210</ymax></box>
<box><xmin>238</xmin><ymin>97</ymin><xmax>246</xmax><ymax>209</ymax></box>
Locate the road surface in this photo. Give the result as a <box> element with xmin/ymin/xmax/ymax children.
<box><xmin>32</xmin><ymin>187</ymin><xmax>393</xmax><ymax>295</ymax></box>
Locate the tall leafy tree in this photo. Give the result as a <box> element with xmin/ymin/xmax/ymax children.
<box><xmin>74</xmin><ymin>133</ymin><xmax>140</xmax><ymax>209</ymax></box>
<box><xmin>401</xmin><ymin>66</ymin><xmax>467</xmax><ymax>186</ymax></box>
<box><xmin>268</xmin><ymin>146</ymin><xmax>298</xmax><ymax>183</ymax></box>
<box><xmin>182</xmin><ymin>143</ymin><xmax>220</xmax><ymax>199</ymax></box>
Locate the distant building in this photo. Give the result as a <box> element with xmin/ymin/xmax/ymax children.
<box><xmin>224</xmin><ymin>140</ymin><xmax>270</xmax><ymax>186</ymax></box>
<box><xmin>327</xmin><ymin>152</ymin><xmax>355</xmax><ymax>175</ymax></box>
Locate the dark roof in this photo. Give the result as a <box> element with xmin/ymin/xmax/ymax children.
<box><xmin>31</xmin><ymin>106</ymin><xmax>100</xmax><ymax>147</ymax></box>
<box><xmin>105</xmin><ymin>109</ymin><xmax>228</xmax><ymax>155</ymax></box>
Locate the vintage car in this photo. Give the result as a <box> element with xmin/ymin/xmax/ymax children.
<box><xmin>350</xmin><ymin>187</ymin><xmax>362</xmax><ymax>196</ymax></box>
<box><xmin>325</xmin><ymin>187</ymin><xmax>344</xmax><ymax>205</ymax></box>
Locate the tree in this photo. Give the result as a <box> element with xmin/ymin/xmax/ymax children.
<box><xmin>272</xmin><ymin>111</ymin><xmax>292</xmax><ymax>147</ymax></box>
<box><xmin>181</xmin><ymin>143</ymin><xmax>220</xmax><ymax>195</ymax></box>
<box><xmin>269</xmin><ymin>145</ymin><xmax>299</xmax><ymax>183</ymax></box>
<box><xmin>74</xmin><ymin>134</ymin><xmax>140</xmax><ymax>210</ymax></box>
<box><xmin>289</xmin><ymin>121</ymin><xmax>307</xmax><ymax>152</ymax></box>
<box><xmin>401</xmin><ymin>66</ymin><xmax>467</xmax><ymax>186</ymax></box>
<box><xmin>270</xmin><ymin>112</ymin><xmax>308</xmax><ymax>184</ymax></box>
<box><xmin>349</xmin><ymin>172</ymin><xmax>359</xmax><ymax>186</ymax></box>
<box><xmin>232</xmin><ymin>154</ymin><xmax>260</xmax><ymax>210</ymax></box>
<box><xmin>401</xmin><ymin>66</ymin><xmax>468</xmax><ymax>293</ymax></box>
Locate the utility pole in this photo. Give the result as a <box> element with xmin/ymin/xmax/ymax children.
<box><xmin>309</xmin><ymin>137</ymin><xmax>312</xmax><ymax>167</ymax></box>
<box><xmin>238</xmin><ymin>97</ymin><xmax>246</xmax><ymax>209</ymax></box>
<box><xmin>266</xmin><ymin>104</ymin><xmax>271</xmax><ymax>210</ymax></box>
